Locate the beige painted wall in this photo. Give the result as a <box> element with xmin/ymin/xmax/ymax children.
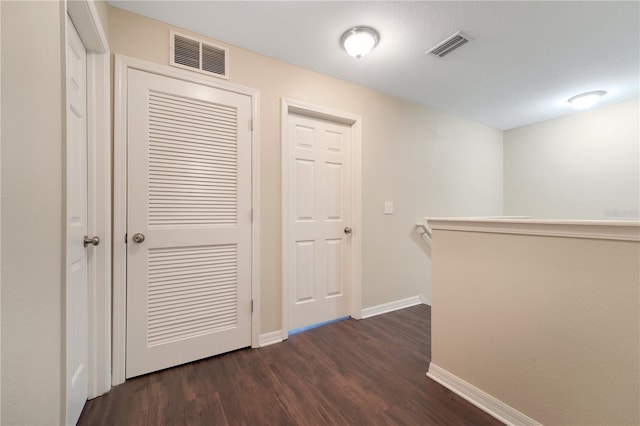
<box><xmin>1</xmin><ymin>1</ymin><xmax>65</xmax><ymax>424</ymax></box>
<box><xmin>108</xmin><ymin>6</ymin><xmax>503</xmax><ymax>332</ymax></box>
<box><xmin>504</xmin><ymin>99</ymin><xmax>640</xmax><ymax>220</ymax></box>
<box><xmin>431</xmin><ymin>229</ymin><xmax>640</xmax><ymax>425</ymax></box>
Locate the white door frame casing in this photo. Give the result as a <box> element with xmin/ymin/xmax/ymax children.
<box><xmin>281</xmin><ymin>98</ymin><xmax>363</xmax><ymax>340</ymax></box>
<box><xmin>113</xmin><ymin>55</ymin><xmax>261</xmax><ymax>386</ymax></box>
<box><xmin>65</xmin><ymin>0</ymin><xmax>111</xmax><ymax>404</ymax></box>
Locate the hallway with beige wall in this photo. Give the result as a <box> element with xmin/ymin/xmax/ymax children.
<box><xmin>2</xmin><ymin>2</ymin><xmax>637</xmax><ymax>424</ymax></box>
<box><xmin>107</xmin><ymin>6</ymin><xmax>504</xmax><ymax>333</ymax></box>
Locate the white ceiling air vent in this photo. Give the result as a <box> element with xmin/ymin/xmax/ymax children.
<box><xmin>427</xmin><ymin>32</ymin><xmax>469</xmax><ymax>58</ymax></box>
<box><xmin>170</xmin><ymin>30</ymin><xmax>229</xmax><ymax>79</ymax></box>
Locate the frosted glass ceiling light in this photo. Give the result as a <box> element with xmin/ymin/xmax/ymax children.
<box><xmin>568</xmin><ymin>90</ymin><xmax>607</xmax><ymax>109</ymax></box>
<box><xmin>341</xmin><ymin>27</ymin><xmax>379</xmax><ymax>59</ymax></box>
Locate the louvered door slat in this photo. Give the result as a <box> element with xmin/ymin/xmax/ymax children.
<box><xmin>150</xmin><ymin>108</ymin><xmax>237</xmax><ymax>128</ymax></box>
<box><xmin>150</xmin><ymin>280</ymin><xmax>236</xmax><ymax>296</ymax></box>
<box><xmin>149</xmin><ymin>293</ymin><xmax>237</xmax><ymax>313</ymax></box>
<box><xmin>149</xmin><ymin>281</ymin><xmax>236</xmax><ymax>297</ymax></box>
<box><xmin>150</xmin><ymin>148</ymin><xmax>238</xmax><ymax>163</ymax></box>
<box><xmin>150</xmin><ymin>148</ymin><xmax>237</xmax><ymax>162</ymax></box>
<box><xmin>150</xmin><ymin>98</ymin><xmax>236</xmax><ymax>117</ymax></box>
<box><xmin>150</xmin><ymin>137</ymin><xmax>237</xmax><ymax>156</ymax></box>
<box><xmin>150</xmin><ymin>130</ymin><xmax>237</xmax><ymax>146</ymax></box>
<box><xmin>148</xmin><ymin>91</ymin><xmax>237</xmax><ymax>227</ymax></box>
<box><xmin>126</xmin><ymin>68</ymin><xmax>251</xmax><ymax>379</ymax></box>
<box><xmin>150</xmin><ymin>118</ymin><xmax>237</xmax><ymax>136</ymax></box>
<box><xmin>151</xmin><ymin>91</ymin><xmax>236</xmax><ymax>116</ymax></box>
<box><xmin>149</xmin><ymin>161</ymin><xmax>238</xmax><ymax>175</ymax></box>
<box><xmin>150</xmin><ymin>198</ymin><xmax>236</xmax><ymax>205</ymax></box>
<box><xmin>150</xmin><ymin>169</ymin><xmax>237</xmax><ymax>180</ymax></box>
<box><xmin>147</xmin><ymin>243</ymin><xmax>238</xmax><ymax>347</ymax></box>
<box><xmin>150</xmin><ymin>176</ymin><xmax>236</xmax><ymax>186</ymax></box>
<box><xmin>150</xmin><ymin>95</ymin><xmax>237</xmax><ymax>117</ymax></box>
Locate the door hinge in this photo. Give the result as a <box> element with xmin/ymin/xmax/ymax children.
<box><xmin>251</xmin><ymin>208</ymin><xmax>254</xmax><ymax>222</ymax></box>
<box><xmin>251</xmin><ymin>300</ymin><xmax>254</xmax><ymax>313</ymax></box>
<box><xmin>249</xmin><ymin>118</ymin><xmax>253</xmax><ymax>131</ymax></box>
<box><xmin>124</xmin><ymin>233</ymin><xmax>127</xmax><ymax>244</ymax></box>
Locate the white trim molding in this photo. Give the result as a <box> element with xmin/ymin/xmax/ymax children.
<box><xmin>427</xmin><ymin>363</ymin><xmax>541</xmax><ymax>426</ymax></box>
<box><xmin>361</xmin><ymin>295</ymin><xmax>424</xmax><ymax>319</ymax></box>
<box><xmin>259</xmin><ymin>330</ymin><xmax>284</xmax><ymax>347</ymax></box>
<box><xmin>280</xmin><ymin>98</ymin><xmax>363</xmax><ymax>340</ymax></box>
<box><xmin>427</xmin><ymin>217</ymin><xmax>640</xmax><ymax>242</ymax></box>
<box><xmin>113</xmin><ymin>55</ymin><xmax>261</xmax><ymax>385</ymax></box>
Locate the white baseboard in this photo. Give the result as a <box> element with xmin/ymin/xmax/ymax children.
<box><xmin>427</xmin><ymin>363</ymin><xmax>540</xmax><ymax>426</ymax></box>
<box><xmin>259</xmin><ymin>330</ymin><xmax>283</xmax><ymax>347</ymax></box>
<box><xmin>419</xmin><ymin>293</ymin><xmax>431</xmax><ymax>306</ymax></box>
<box><xmin>361</xmin><ymin>295</ymin><xmax>425</xmax><ymax>319</ymax></box>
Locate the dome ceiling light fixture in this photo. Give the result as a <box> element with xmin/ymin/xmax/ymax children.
<box><xmin>341</xmin><ymin>26</ymin><xmax>379</xmax><ymax>59</ymax></box>
<box><xmin>568</xmin><ymin>90</ymin><xmax>607</xmax><ymax>109</ymax></box>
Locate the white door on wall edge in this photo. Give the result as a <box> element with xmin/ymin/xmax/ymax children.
<box><xmin>126</xmin><ymin>69</ymin><xmax>252</xmax><ymax>378</ymax></box>
<box><xmin>66</xmin><ymin>14</ymin><xmax>89</xmax><ymax>426</ymax></box>
<box><xmin>288</xmin><ymin>113</ymin><xmax>353</xmax><ymax>330</ymax></box>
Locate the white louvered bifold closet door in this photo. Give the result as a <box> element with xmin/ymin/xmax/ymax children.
<box><xmin>126</xmin><ymin>69</ymin><xmax>252</xmax><ymax>378</ymax></box>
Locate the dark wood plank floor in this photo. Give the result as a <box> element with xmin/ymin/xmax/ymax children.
<box><xmin>78</xmin><ymin>305</ymin><xmax>502</xmax><ymax>425</ymax></box>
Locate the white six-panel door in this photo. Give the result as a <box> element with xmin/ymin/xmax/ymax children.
<box><xmin>66</xmin><ymin>15</ymin><xmax>89</xmax><ymax>425</ymax></box>
<box><xmin>125</xmin><ymin>69</ymin><xmax>252</xmax><ymax>378</ymax></box>
<box><xmin>288</xmin><ymin>113</ymin><xmax>352</xmax><ymax>329</ymax></box>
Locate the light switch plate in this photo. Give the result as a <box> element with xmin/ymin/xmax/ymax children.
<box><xmin>384</xmin><ymin>201</ymin><xmax>394</xmax><ymax>214</ymax></box>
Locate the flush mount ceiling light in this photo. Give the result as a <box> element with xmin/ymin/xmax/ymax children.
<box><xmin>341</xmin><ymin>27</ymin><xmax>379</xmax><ymax>59</ymax></box>
<box><xmin>568</xmin><ymin>90</ymin><xmax>607</xmax><ymax>109</ymax></box>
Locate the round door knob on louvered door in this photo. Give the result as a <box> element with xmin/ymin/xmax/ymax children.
<box><xmin>132</xmin><ymin>233</ymin><xmax>145</xmax><ymax>243</ymax></box>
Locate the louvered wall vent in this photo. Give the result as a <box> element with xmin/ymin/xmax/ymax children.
<box><xmin>170</xmin><ymin>30</ymin><xmax>229</xmax><ymax>79</ymax></box>
<box><xmin>427</xmin><ymin>32</ymin><xmax>469</xmax><ymax>58</ymax></box>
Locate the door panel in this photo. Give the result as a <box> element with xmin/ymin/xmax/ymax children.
<box><xmin>126</xmin><ymin>69</ymin><xmax>252</xmax><ymax>378</ymax></box>
<box><xmin>66</xmin><ymin>15</ymin><xmax>89</xmax><ymax>426</ymax></box>
<box><xmin>288</xmin><ymin>114</ymin><xmax>352</xmax><ymax>329</ymax></box>
<box><xmin>295</xmin><ymin>241</ymin><xmax>315</xmax><ymax>303</ymax></box>
<box><xmin>326</xmin><ymin>239</ymin><xmax>343</xmax><ymax>296</ymax></box>
<box><xmin>295</xmin><ymin>159</ymin><xmax>315</xmax><ymax>219</ymax></box>
<box><xmin>326</xmin><ymin>163</ymin><xmax>343</xmax><ymax>219</ymax></box>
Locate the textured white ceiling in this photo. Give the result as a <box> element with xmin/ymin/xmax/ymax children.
<box><xmin>109</xmin><ymin>1</ymin><xmax>640</xmax><ymax>130</ymax></box>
